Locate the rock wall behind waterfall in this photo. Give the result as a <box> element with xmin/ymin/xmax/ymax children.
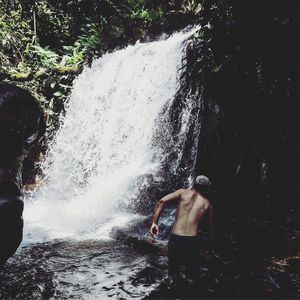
<box><xmin>184</xmin><ymin>0</ymin><xmax>300</xmax><ymax>211</ymax></box>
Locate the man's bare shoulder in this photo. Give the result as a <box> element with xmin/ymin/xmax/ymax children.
<box><xmin>195</xmin><ymin>191</ymin><xmax>211</xmax><ymax>208</ymax></box>
<box><xmin>173</xmin><ymin>188</ymin><xmax>192</xmax><ymax>194</ymax></box>
<box><xmin>174</xmin><ymin>189</ymin><xmax>210</xmax><ymax>205</ymax></box>
<box><xmin>176</xmin><ymin>188</ymin><xmax>197</xmax><ymax>201</ymax></box>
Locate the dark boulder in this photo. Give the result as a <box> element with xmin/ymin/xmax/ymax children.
<box><xmin>0</xmin><ymin>82</ymin><xmax>45</xmax><ymax>265</ymax></box>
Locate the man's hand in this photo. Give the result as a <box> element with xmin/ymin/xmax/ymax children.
<box><xmin>150</xmin><ymin>191</ymin><xmax>181</xmax><ymax>238</ymax></box>
<box><xmin>150</xmin><ymin>223</ymin><xmax>159</xmax><ymax>238</ymax></box>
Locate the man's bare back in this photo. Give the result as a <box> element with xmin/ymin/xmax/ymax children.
<box><xmin>150</xmin><ymin>188</ymin><xmax>213</xmax><ymax>237</ymax></box>
<box><xmin>172</xmin><ymin>189</ymin><xmax>211</xmax><ymax>236</ymax></box>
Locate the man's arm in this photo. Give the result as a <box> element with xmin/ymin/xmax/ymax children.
<box><xmin>150</xmin><ymin>189</ymin><xmax>182</xmax><ymax>237</ymax></box>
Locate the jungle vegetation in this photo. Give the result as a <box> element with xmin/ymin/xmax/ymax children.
<box><xmin>0</xmin><ymin>0</ymin><xmax>201</xmax><ymax>133</ymax></box>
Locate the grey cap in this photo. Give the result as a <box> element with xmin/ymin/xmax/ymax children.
<box><xmin>195</xmin><ymin>175</ymin><xmax>211</xmax><ymax>187</ymax></box>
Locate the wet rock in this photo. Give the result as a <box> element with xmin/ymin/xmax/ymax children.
<box><xmin>0</xmin><ymin>83</ymin><xmax>45</xmax><ymax>265</ymax></box>
<box><xmin>132</xmin><ymin>267</ymin><xmax>163</xmax><ymax>285</ymax></box>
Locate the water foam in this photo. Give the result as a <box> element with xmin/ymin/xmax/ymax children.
<box><xmin>24</xmin><ymin>27</ymin><xmax>200</xmax><ymax>242</ymax></box>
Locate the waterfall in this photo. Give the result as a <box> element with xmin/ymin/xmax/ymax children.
<box><xmin>24</xmin><ymin>27</ymin><xmax>201</xmax><ymax>242</ymax></box>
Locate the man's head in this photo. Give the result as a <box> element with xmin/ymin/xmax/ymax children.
<box><xmin>194</xmin><ymin>175</ymin><xmax>211</xmax><ymax>196</ymax></box>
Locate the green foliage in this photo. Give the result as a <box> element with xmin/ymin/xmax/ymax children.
<box><xmin>74</xmin><ymin>21</ymin><xmax>103</xmax><ymax>58</ymax></box>
<box><xmin>132</xmin><ymin>8</ymin><xmax>164</xmax><ymax>25</ymax></box>
<box><xmin>181</xmin><ymin>0</ymin><xmax>202</xmax><ymax>14</ymax></box>
<box><xmin>0</xmin><ymin>4</ymin><xmax>33</xmax><ymax>67</ymax></box>
<box><xmin>29</xmin><ymin>45</ymin><xmax>59</xmax><ymax>69</ymax></box>
<box><xmin>0</xmin><ymin>0</ymin><xmax>202</xmax><ymax>141</ymax></box>
<box><xmin>35</xmin><ymin>0</ymin><xmax>72</xmax><ymax>46</ymax></box>
<box><xmin>61</xmin><ymin>48</ymin><xmax>85</xmax><ymax>67</ymax></box>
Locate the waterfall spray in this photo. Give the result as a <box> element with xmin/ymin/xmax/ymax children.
<box><xmin>24</xmin><ymin>27</ymin><xmax>200</xmax><ymax>242</ymax></box>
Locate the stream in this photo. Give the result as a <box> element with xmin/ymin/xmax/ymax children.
<box><xmin>0</xmin><ymin>239</ymin><xmax>167</xmax><ymax>299</ymax></box>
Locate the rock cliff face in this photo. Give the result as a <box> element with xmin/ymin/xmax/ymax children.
<box><xmin>0</xmin><ymin>83</ymin><xmax>45</xmax><ymax>265</ymax></box>
<box><xmin>183</xmin><ymin>0</ymin><xmax>300</xmax><ymax>207</ymax></box>
<box><xmin>169</xmin><ymin>2</ymin><xmax>300</xmax><ymax>278</ymax></box>
<box><xmin>144</xmin><ymin>4</ymin><xmax>300</xmax><ymax>296</ymax></box>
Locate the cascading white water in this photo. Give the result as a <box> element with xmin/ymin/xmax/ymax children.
<box><xmin>24</xmin><ymin>27</ymin><xmax>201</xmax><ymax>242</ymax></box>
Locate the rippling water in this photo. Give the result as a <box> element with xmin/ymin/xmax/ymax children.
<box><xmin>1</xmin><ymin>228</ymin><xmax>300</xmax><ymax>299</ymax></box>
<box><xmin>0</xmin><ymin>240</ymin><xmax>167</xmax><ymax>299</ymax></box>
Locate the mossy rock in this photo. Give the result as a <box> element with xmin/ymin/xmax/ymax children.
<box><xmin>10</xmin><ymin>72</ymin><xmax>33</xmax><ymax>81</ymax></box>
<box><xmin>34</xmin><ymin>69</ymin><xmax>48</xmax><ymax>79</ymax></box>
<box><xmin>54</xmin><ymin>66</ymin><xmax>82</xmax><ymax>74</ymax></box>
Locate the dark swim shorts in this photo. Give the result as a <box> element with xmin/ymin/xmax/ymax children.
<box><xmin>168</xmin><ymin>233</ymin><xmax>201</xmax><ymax>279</ymax></box>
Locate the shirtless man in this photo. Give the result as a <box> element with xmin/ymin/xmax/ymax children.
<box><xmin>150</xmin><ymin>175</ymin><xmax>213</xmax><ymax>281</ymax></box>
